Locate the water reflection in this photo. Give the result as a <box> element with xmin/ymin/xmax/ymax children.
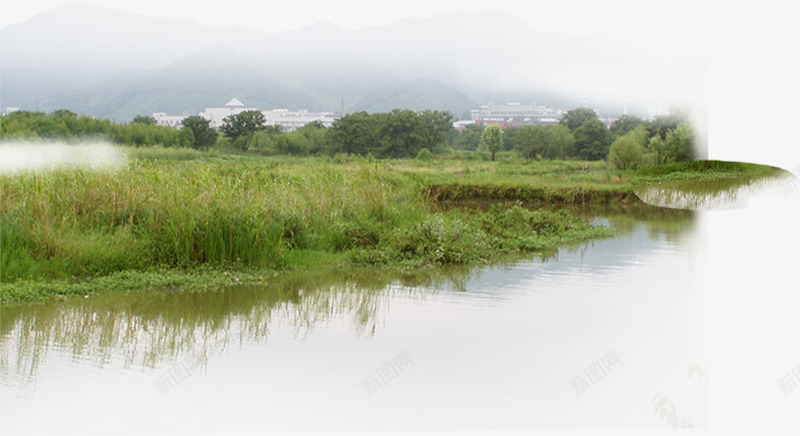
<box><xmin>634</xmin><ymin>169</ymin><xmax>797</xmax><ymax>210</ymax></box>
<box><xmin>0</xmin><ymin>204</ymin><xmax>703</xmax><ymax>431</ymax></box>
<box><xmin>0</xmin><ymin>204</ymin><xmax>694</xmax><ymax>395</ymax></box>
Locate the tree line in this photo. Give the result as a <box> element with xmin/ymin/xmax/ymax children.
<box><xmin>1</xmin><ymin>106</ymin><xmax>695</xmax><ymax>168</ymax></box>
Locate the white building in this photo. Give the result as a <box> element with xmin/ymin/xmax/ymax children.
<box><xmin>152</xmin><ymin>112</ymin><xmax>188</xmax><ymax>128</ymax></box>
<box><xmin>262</xmin><ymin>109</ymin><xmax>337</xmax><ymax>132</ymax></box>
<box><xmin>470</xmin><ymin>102</ymin><xmax>560</xmax><ymax>124</ymax></box>
<box><xmin>199</xmin><ymin>98</ymin><xmax>259</xmax><ymax>128</ymax></box>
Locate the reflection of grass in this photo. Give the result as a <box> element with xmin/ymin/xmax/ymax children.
<box><xmin>0</xmin><ymin>266</ymin><xmax>476</xmax><ymax>380</ymax></box>
<box><xmin>632</xmin><ymin>160</ymin><xmax>793</xmax><ymax>210</ymax></box>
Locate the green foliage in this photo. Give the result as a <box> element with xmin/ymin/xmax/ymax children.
<box><xmin>608</xmin><ymin>126</ymin><xmax>648</xmax><ymax>170</ymax></box>
<box><xmin>559</xmin><ymin>107</ymin><xmax>598</xmax><ymax>132</ymax></box>
<box><xmin>610</xmin><ymin>114</ymin><xmax>643</xmax><ymax>137</ymax></box>
<box><xmin>515</xmin><ymin>124</ymin><xmax>575</xmax><ymax>160</ymax></box>
<box><xmin>415</xmin><ymin>148</ymin><xmax>433</xmax><ymax>161</ymax></box>
<box><xmin>220</xmin><ymin>110</ymin><xmax>267</xmax><ymax>147</ymax></box>
<box><xmin>181</xmin><ymin>116</ymin><xmax>218</xmax><ymax>149</ymax></box>
<box><xmin>451</xmin><ymin>123</ymin><xmax>485</xmax><ymax>150</ymax></box>
<box><xmin>327</xmin><ymin>109</ymin><xmax>454</xmax><ymax>158</ymax></box>
<box><xmin>481</xmin><ymin>124</ymin><xmax>503</xmax><ymax>161</ymax></box>
<box><xmin>132</xmin><ymin>115</ymin><xmax>157</xmax><ymax>125</ymax></box>
<box><xmin>0</xmin><ymin>110</ymin><xmax>183</xmax><ymax>147</ymax></box>
<box><xmin>573</xmin><ymin>118</ymin><xmax>613</xmax><ymax>161</ymax></box>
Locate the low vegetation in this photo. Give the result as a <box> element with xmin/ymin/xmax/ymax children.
<box><xmin>1</xmin><ymin>149</ymin><xmax>621</xmax><ymax>303</ymax></box>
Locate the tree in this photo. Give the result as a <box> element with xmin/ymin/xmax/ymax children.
<box><xmin>609</xmin><ymin>114</ymin><xmax>643</xmax><ymax>137</ymax></box>
<box><xmin>221</xmin><ymin>110</ymin><xmax>265</xmax><ymax>138</ymax></box>
<box><xmin>132</xmin><ymin>115</ymin><xmax>157</xmax><ymax>125</ymax></box>
<box><xmin>516</xmin><ymin>124</ymin><xmax>575</xmax><ymax>160</ymax></box>
<box><xmin>178</xmin><ymin>127</ymin><xmax>194</xmax><ymax>148</ymax></box>
<box><xmin>418</xmin><ymin>110</ymin><xmax>454</xmax><ymax>152</ymax></box>
<box><xmin>327</xmin><ymin>111</ymin><xmax>378</xmax><ymax>155</ymax></box>
<box><xmin>573</xmin><ymin>118</ymin><xmax>613</xmax><ymax>161</ymax></box>
<box><xmin>559</xmin><ymin>107</ymin><xmax>598</xmax><ymax>132</ymax></box>
<box><xmin>481</xmin><ymin>124</ymin><xmax>503</xmax><ymax>161</ymax></box>
<box><xmin>608</xmin><ymin>126</ymin><xmax>648</xmax><ymax>170</ymax></box>
<box><xmin>181</xmin><ymin>116</ymin><xmax>218</xmax><ymax>150</ymax></box>
<box><xmin>453</xmin><ymin>124</ymin><xmax>484</xmax><ymax>150</ymax></box>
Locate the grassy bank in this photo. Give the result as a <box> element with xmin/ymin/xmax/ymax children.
<box><xmin>632</xmin><ymin>160</ymin><xmax>787</xmax><ymax>185</ymax></box>
<box><xmin>1</xmin><ymin>149</ymin><xmax>623</xmax><ymax>303</ymax></box>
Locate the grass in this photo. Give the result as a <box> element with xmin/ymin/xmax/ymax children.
<box><xmin>632</xmin><ymin>160</ymin><xmax>787</xmax><ymax>184</ymax></box>
<box><xmin>2</xmin><ymin>148</ymin><xmax>627</xmax><ymax>304</ymax></box>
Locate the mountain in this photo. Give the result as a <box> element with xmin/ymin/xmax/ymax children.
<box><xmin>0</xmin><ymin>3</ymin><xmax>705</xmax><ymax>120</ymax></box>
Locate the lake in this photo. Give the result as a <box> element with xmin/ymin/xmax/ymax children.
<box><xmin>1</xmin><ymin>202</ymin><xmax>716</xmax><ymax>433</ymax></box>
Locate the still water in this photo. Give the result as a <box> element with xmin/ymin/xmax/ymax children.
<box><xmin>1</xmin><ymin>204</ymin><xmax>711</xmax><ymax>433</ymax></box>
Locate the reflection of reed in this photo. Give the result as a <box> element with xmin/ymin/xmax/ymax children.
<box><xmin>0</xmin><ymin>268</ymin><xmax>474</xmax><ymax>391</ymax></box>
<box><xmin>634</xmin><ymin>173</ymin><xmax>794</xmax><ymax>210</ymax></box>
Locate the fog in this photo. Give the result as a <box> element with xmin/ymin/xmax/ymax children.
<box><xmin>0</xmin><ymin>142</ymin><xmax>126</xmax><ymax>174</ymax></box>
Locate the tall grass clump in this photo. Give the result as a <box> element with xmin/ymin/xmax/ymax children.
<box><xmin>1</xmin><ymin>157</ymin><xmax>425</xmax><ymax>281</ymax></box>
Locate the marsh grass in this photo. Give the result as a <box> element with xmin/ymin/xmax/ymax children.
<box><xmin>2</xmin><ymin>149</ymin><xmax>617</xmax><ymax>302</ymax></box>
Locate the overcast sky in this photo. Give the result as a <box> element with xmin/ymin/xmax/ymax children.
<box><xmin>2</xmin><ymin>0</ymin><xmax>710</xmax><ymax>60</ymax></box>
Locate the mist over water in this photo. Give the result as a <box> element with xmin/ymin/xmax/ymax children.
<box><xmin>0</xmin><ymin>141</ymin><xmax>126</xmax><ymax>173</ymax></box>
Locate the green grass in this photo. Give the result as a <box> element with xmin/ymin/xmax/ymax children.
<box><xmin>1</xmin><ymin>148</ymin><xmax>623</xmax><ymax>303</ymax></box>
<box><xmin>632</xmin><ymin>160</ymin><xmax>786</xmax><ymax>184</ymax></box>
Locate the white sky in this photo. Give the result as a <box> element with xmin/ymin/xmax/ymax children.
<box><xmin>1</xmin><ymin>0</ymin><xmax>710</xmax><ymax>58</ymax></box>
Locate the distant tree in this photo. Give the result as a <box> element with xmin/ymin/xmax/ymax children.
<box><xmin>609</xmin><ymin>114</ymin><xmax>643</xmax><ymax>137</ymax></box>
<box><xmin>327</xmin><ymin>111</ymin><xmax>378</xmax><ymax>155</ymax></box>
<box><xmin>559</xmin><ymin>107</ymin><xmax>598</xmax><ymax>132</ymax></box>
<box><xmin>132</xmin><ymin>115</ymin><xmax>157</xmax><ymax>125</ymax></box>
<box><xmin>516</xmin><ymin>124</ymin><xmax>575</xmax><ymax>160</ymax></box>
<box><xmin>181</xmin><ymin>116</ymin><xmax>217</xmax><ymax>150</ymax></box>
<box><xmin>377</xmin><ymin>109</ymin><xmax>426</xmax><ymax>158</ymax></box>
<box><xmin>417</xmin><ymin>110</ymin><xmax>454</xmax><ymax>152</ymax></box>
<box><xmin>52</xmin><ymin>109</ymin><xmax>78</xmax><ymax>118</ymax></box>
<box><xmin>178</xmin><ymin>127</ymin><xmax>195</xmax><ymax>148</ymax></box>
<box><xmin>453</xmin><ymin>124</ymin><xmax>484</xmax><ymax>150</ymax></box>
<box><xmin>481</xmin><ymin>124</ymin><xmax>503</xmax><ymax>161</ymax></box>
<box><xmin>662</xmin><ymin>122</ymin><xmax>695</xmax><ymax>162</ymax></box>
<box><xmin>304</xmin><ymin>120</ymin><xmax>325</xmax><ymax>130</ymax></box>
<box><xmin>220</xmin><ymin>110</ymin><xmax>266</xmax><ymax>145</ymax></box>
<box><xmin>573</xmin><ymin>118</ymin><xmax>613</xmax><ymax>160</ymax></box>
<box><xmin>608</xmin><ymin>126</ymin><xmax>648</xmax><ymax>170</ymax></box>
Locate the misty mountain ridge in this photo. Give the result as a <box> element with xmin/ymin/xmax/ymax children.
<box><xmin>0</xmin><ymin>2</ymin><xmax>705</xmax><ymax>120</ymax></box>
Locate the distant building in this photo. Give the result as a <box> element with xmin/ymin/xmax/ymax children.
<box><xmin>3</xmin><ymin>107</ymin><xmax>20</xmax><ymax>115</ymax></box>
<box><xmin>153</xmin><ymin>98</ymin><xmax>338</xmax><ymax>132</ymax></box>
<box><xmin>152</xmin><ymin>112</ymin><xmax>188</xmax><ymax>128</ymax></box>
<box><xmin>262</xmin><ymin>109</ymin><xmax>337</xmax><ymax>132</ymax></box>
<box><xmin>452</xmin><ymin>120</ymin><xmax>476</xmax><ymax>131</ymax></box>
<box><xmin>470</xmin><ymin>102</ymin><xmax>560</xmax><ymax>125</ymax></box>
<box><xmin>200</xmin><ymin>98</ymin><xmax>259</xmax><ymax>128</ymax></box>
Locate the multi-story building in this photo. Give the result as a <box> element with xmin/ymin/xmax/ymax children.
<box><xmin>262</xmin><ymin>109</ymin><xmax>337</xmax><ymax>133</ymax></box>
<box><xmin>470</xmin><ymin>102</ymin><xmax>560</xmax><ymax>125</ymax></box>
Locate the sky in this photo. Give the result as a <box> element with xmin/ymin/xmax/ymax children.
<box><xmin>1</xmin><ymin>0</ymin><xmax>710</xmax><ymax>59</ymax></box>
<box><xmin>2</xmin><ymin>0</ymin><xmax>799</xmax><ymax>169</ymax></box>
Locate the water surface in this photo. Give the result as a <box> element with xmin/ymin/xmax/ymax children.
<box><xmin>1</xmin><ymin>208</ymin><xmax>707</xmax><ymax>432</ymax></box>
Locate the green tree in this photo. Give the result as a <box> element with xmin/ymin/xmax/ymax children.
<box><xmin>515</xmin><ymin>124</ymin><xmax>575</xmax><ymax>160</ymax></box>
<box><xmin>132</xmin><ymin>115</ymin><xmax>157</xmax><ymax>125</ymax></box>
<box><xmin>181</xmin><ymin>116</ymin><xmax>218</xmax><ymax>150</ymax></box>
<box><xmin>559</xmin><ymin>107</ymin><xmax>598</xmax><ymax>132</ymax></box>
<box><xmin>220</xmin><ymin>110</ymin><xmax>266</xmax><ymax>144</ymax></box>
<box><xmin>481</xmin><ymin>124</ymin><xmax>503</xmax><ymax>161</ymax></box>
<box><xmin>608</xmin><ymin>126</ymin><xmax>648</xmax><ymax>170</ymax></box>
<box><xmin>573</xmin><ymin>118</ymin><xmax>613</xmax><ymax>161</ymax></box>
<box><xmin>609</xmin><ymin>114</ymin><xmax>643</xmax><ymax>137</ymax></box>
<box><xmin>178</xmin><ymin>127</ymin><xmax>195</xmax><ymax>148</ymax></box>
<box><xmin>453</xmin><ymin>124</ymin><xmax>484</xmax><ymax>150</ymax></box>
<box><xmin>418</xmin><ymin>110</ymin><xmax>454</xmax><ymax>152</ymax></box>
<box><xmin>327</xmin><ymin>111</ymin><xmax>378</xmax><ymax>155</ymax></box>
